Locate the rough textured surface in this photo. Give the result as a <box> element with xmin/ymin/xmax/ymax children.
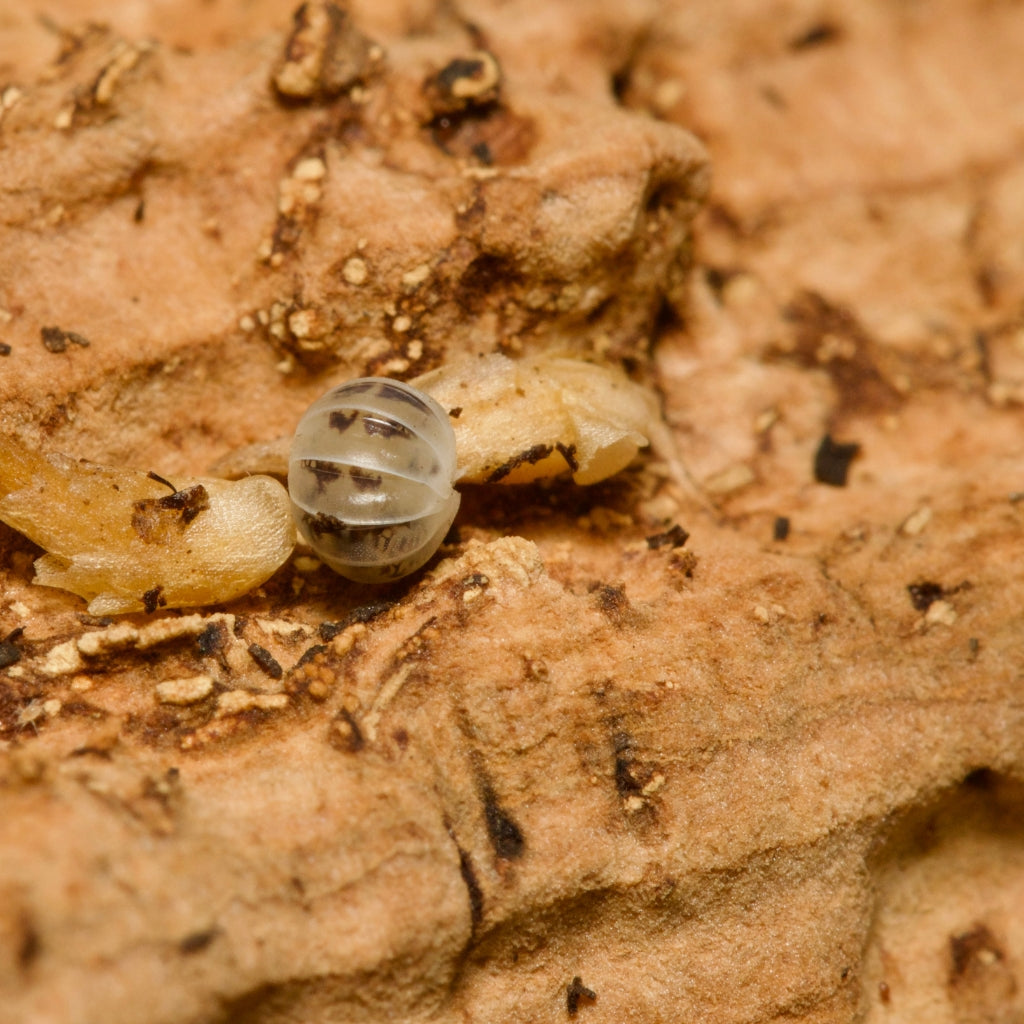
<box><xmin>1</xmin><ymin>2</ymin><xmax>1023</xmax><ymax>1023</ymax></box>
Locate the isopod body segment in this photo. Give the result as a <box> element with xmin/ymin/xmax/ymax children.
<box><xmin>288</xmin><ymin>378</ymin><xmax>460</xmax><ymax>582</ymax></box>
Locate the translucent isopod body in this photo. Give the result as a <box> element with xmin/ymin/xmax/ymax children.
<box><xmin>288</xmin><ymin>378</ymin><xmax>460</xmax><ymax>582</ymax></box>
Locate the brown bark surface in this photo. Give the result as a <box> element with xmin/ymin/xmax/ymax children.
<box><xmin>1</xmin><ymin>2</ymin><xmax>1023</xmax><ymax>1023</ymax></box>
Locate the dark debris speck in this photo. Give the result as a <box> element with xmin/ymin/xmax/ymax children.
<box><xmin>41</xmin><ymin>326</ymin><xmax>91</xmax><ymax>353</ymax></box>
<box><xmin>567</xmin><ymin>976</ymin><xmax>597</xmax><ymax>1016</ymax></box>
<box><xmin>646</xmin><ymin>524</ymin><xmax>689</xmax><ymax>550</ymax></box>
<box><xmin>907</xmin><ymin>581</ymin><xmax>945</xmax><ymax>612</ymax></box>
<box><xmin>0</xmin><ymin>641</ymin><xmax>21</xmax><ymax>669</ymax></box>
<box><xmin>248</xmin><ymin>643</ymin><xmax>283</xmax><ymax>680</ymax></box>
<box><xmin>813</xmin><ymin>434</ymin><xmax>860</xmax><ymax>487</ymax></box>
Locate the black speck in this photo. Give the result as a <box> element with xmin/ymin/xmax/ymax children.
<box><xmin>907</xmin><ymin>580</ymin><xmax>945</xmax><ymax>612</ymax></box>
<box><xmin>555</xmin><ymin>442</ymin><xmax>579</xmax><ymax>474</ymax></box>
<box><xmin>950</xmin><ymin>923</ymin><xmax>1003</xmax><ymax>978</ymax></box>
<box><xmin>459</xmin><ymin>572</ymin><xmax>489</xmax><ymax>592</ymax></box>
<box><xmin>341</xmin><ymin>601</ymin><xmax>392</xmax><ymax>629</ymax></box>
<box><xmin>481</xmin><ymin>782</ymin><xmax>524</xmax><ymax>860</ymax></box>
<box><xmin>146</xmin><ymin>471</ymin><xmax>177</xmax><ymax>493</ymax></box>
<box><xmin>448</xmin><ymin>407</ymin><xmax>463</xmax><ymax>419</ymax></box>
<box><xmin>17</xmin><ymin>915</ymin><xmax>40</xmax><ymax>970</ymax></box>
<box><xmin>330</xmin><ymin>707</ymin><xmax>364</xmax><ymax>753</ymax></box>
<box><xmin>133</xmin><ymin>198</ymin><xmax>146</xmax><ymax>222</ymax></box>
<box><xmin>77</xmin><ymin>614</ymin><xmax>113</xmax><ymax>627</ymax></box>
<box><xmin>132</xmin><ymin>483</ymin><xmax>210</xmax><ymax>534</ymax></box>
<box><xmin>142</xmin><ymin>586</ymin><xmax>164</xmax><ymax>614</ymax></box>
<box><xmin>773</xmin><ymin>516</ymin><xmax>791</xmax><ymax>541</ymax></box>
<box><xmin>438</xmin><ymin>57</ymin><xmax>486</xmax><ymax>93</ymax></box>
<box><xmin>248</xmin><ymin>643</ymin><xmax>283</xmax><ymax>680</ymax></box>
<box><xmin>319</xmin><ymin>621</ymin><xmax>344</xmax><ymax>641</ymax></box>
<box><xmin>294</xmin><ymin>643</ymin><xmax>327</xmax><ymax>668</ymax></box>
<box><xmin>471</xmin><ymin>141</ymin><xmax>493</xmax><ymax>165</ymax></box>
<box><xmin>41</xmin><ymin>326</ymin><xmax>91</xmax><ymax>353</ymax></box>
<box><xmin>963</xmin><ymin>767</ymin><xmax>996</xmax><ymax>790</ymax></box>
<box><xmin>790</xmin><ymin>22</ymin><xmax>842</xmax><ymax>50</ymax></box>
<box><xmin>646</xmin><ymin>524</ymin><xmax>689</xmax><ymax>550</ymax></box>
<box><xmin>613</xmin><ymin>732</ymin><xmax>643</xmax><ymax>795</ymax></box>
<box><xmin>591</xmin><ymin>583</ymin><xmax>629</xmax><ymax>625</ymax></box>
<box><xmin>0</xmin><ymin>640</ymin><xmax>21</xmax><ymax>669</ymax></box>
<box><xmin>486</xmin><ymin>443</ymin><xmax>554</xmax><ymax>482</ymax></box>
<box><xmin>0</xmin><ymin>342</ymin><xmax>11</xmax><ymax>356</ymax></box>
<box><xmin>179</xmin><ymin>927</ymin><xmax>218</xmax><ymax>954</ymax></box>
<box><xmin>456</xmin><ymin>844</ymin><xmax>483</xmax><ymax>928</ymax></box>
<box><xmin>705</xmin><ymin>265</ymin><xmax>742</xmax><ymax>296</ymax></box>
<box><xmin>196</xmin><ymin>622</ymin><xmax>225</xmax><ymax>656</ymax></box>
<box><xmin>813</xmin><ymin>434</ymin><xmax>860</xmax><ymax>486</ymax></box>
<box><xmin>567</xmin><ymin>976</ymin><xmax>596</xmax><ymax>1016</ymax></box>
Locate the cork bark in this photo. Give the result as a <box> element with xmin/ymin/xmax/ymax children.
<box><xmin>1</xmin><ymin>2</ymin><xmax>1023</xmax><ymax>1023</ymax></box>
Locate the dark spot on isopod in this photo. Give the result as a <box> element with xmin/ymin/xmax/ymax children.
<box><xmin>567</xmin><ymin>976</ymin><xmax>597</xmax><ymax>1016</ymax></box>
<box><xmin>301</xmin><ymin>459</ymin><xmax>342</xmax><ymax>493</ymax></box>
<box><xmin>142</xmin><ymin>586</ymin><xmax>165</xmax><ymax>614</ymax></box>
<box><xmin>374</xmin><ymin>382</ymin><xmax>431</xmax><ymax>413</ymax></box>
<box><xmin>773</xmin><ymin>516</ymin><xmax>791</xmax><ymax>541</ymax></box>
<box><xmin>448</xmin><ymin>406</ymin><xmax>463</xmax><ymax>418</ymax></box>
<box><xmin>363</xmin><ymin>414</ymin><xmax>412</xmax><ymax>440</ymax></box>
<box><xmin>328</xmin><ymin>410</ymin><xmax>357</xmax><ymax>432</ymax></box>
<box><xmin>0</xmin><ymin>343</ymin><xmax>11</xmax><ymax>356</ymax></box>
<box><xmin>349</xmin><ymin>466</ymin><xmax>383</xmax><ymax>491</ymax></box>
<box><xmin>303</xmin><ymin>511</ymin><xmax>349</xmax><ymax>538</ymax></box>
<box><xmin>813</xmin><ymin>434</ymin><xmax>860</xmax><ymax>486</ymax></box>
<box><xmin>342</xmin><ymin>380</ymin><xmax>377</xmax><ymax>394</ymax></box>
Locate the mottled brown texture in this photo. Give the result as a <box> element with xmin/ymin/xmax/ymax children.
<box><xmin>2</xmin><ymin>1</ymin><xmax>1024</xmax><ymax>1023</ymax></box>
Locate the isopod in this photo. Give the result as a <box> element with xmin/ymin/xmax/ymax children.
<box><xmin>288</xmin><ymin>377</ymin><xmax>461</xmax><ymax>582</ymax></box>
